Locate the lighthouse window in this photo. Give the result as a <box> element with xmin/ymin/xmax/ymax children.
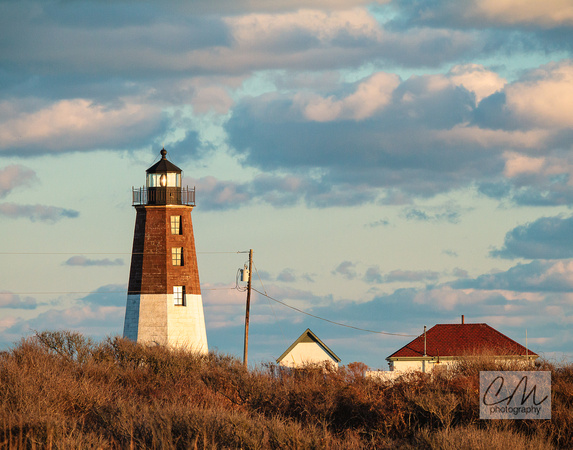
<box><xmin>170</xmin><ymin>215</ymin><xmax>181</xmax><ymax>235</ymax></box>
<box><xmin>146</xmin><ymin>173</ymin><xmax>160</xmax><ymax>187</ymax></box>
<box><xmin>172</xmin><ymin>247</ymin><xmax>183</xmax><ymax>266</ymax></box>
<box><xmin>167</xmin><ymin>173</ymin><xmax>180</xmax><ymax>187</ymax></box>
<box><xmin>173</xmin><ymin>286</ymin><xmax>185</xmax><ymax>306</ymax></box>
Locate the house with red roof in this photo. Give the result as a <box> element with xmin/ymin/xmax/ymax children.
<box><xmin>386</xmin><ymin>317</ymin><xmax>538</xmax><ymax>373</ymax></box>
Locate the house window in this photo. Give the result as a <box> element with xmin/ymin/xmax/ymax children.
<box><xmin>170</xmin><ymin>215</ymin><xmax>181</xmax><ymax>235</ymax></box>
<box><xmin>172</xmin><ymin>247</ymin><xmax>183</xmax><ymax>266</ymax></box>
<box><xmin>173</xmin><ymin>286</ymin><xmax>185</xmax><ymax>306</ymax></box>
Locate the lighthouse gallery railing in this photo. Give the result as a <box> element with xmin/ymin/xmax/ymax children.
<box><xmin>132</xmin><ymin>186</ymin><xmax>196</xmax><ymax>206</ymax></box>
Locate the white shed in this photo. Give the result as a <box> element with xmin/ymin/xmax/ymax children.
<box><xmin>276</xmin><ymin>328</ymin><xmax>341</xmax><ymax>368</ymax></box>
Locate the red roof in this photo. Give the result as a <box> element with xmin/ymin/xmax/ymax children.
<box><xmin>387</xmin><ymin>323</ymin><xmax>537</xmax><ymax>359</ymax></box>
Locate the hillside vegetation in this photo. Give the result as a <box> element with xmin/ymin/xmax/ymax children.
<box><xmin>0</xmin><ymin>331</ymin><xmax>571</xmax><ymax>449</ymax></box>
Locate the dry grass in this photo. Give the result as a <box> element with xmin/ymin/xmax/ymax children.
<box><xmin>0</xmin><ymin>331</ymin><xmax>570</xmax><ymax>449</ymax></box>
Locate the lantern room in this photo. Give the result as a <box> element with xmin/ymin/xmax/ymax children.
<box><xmin>146</xmin><ymin>149</ymin><xmax>182</xmax><ymax>188</ymax></box>
<box><xmin>132</xmin><ymin>148</ymin><xmax>195</xmax><ymax>206</ymax></box>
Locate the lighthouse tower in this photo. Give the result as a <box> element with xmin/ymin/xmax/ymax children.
<box><xmin>123</xmin><ymin>149</ymin><xmax>208</xmax><ymax>353</ymax></box>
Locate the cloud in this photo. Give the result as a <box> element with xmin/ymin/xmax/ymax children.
<box><xmin>226</xmin><ymin>8</ymin><xmax>383</xmax><ymax>50</ymax></box>
<box><xmin>394</xmin><ymin>0</ymin><xmax>573</xmax><ymax>28</ymax></box>
<box><xmin>472</xmin><ymin>0</ymin><xmax>573</xmax><ymax>27</ymax></box>
<box><xmin>0</xmin><ymin>99</ymin><xmax>164</xmax><ymax>155</ymax></box>
<box><xmin>78</xmin><ymin>285</ymin><xmax>127</xmax><ymax>307</ymax></box>
<box><xmin>492</xmin><ymin>215</ymin><xmax>573</xmax><ymax>259</ymax></box>
<box><xmin>277</xmin><ymin>269</ymin><xmax>296</xmax><ymax>283</ymax></box>
<box><xmin>305</xmin><ymin>282</ymin><xmax>572</xmax><ymax>363</ymax></box>
<box><xmin>225</xmin><ymin>72</ymin><xmax>494</xmax><ymax>198</ymax></box>
<box><xmin>0</xmin><ymin>165</ymin><xmax>37</xmax><ymax>198</ymax></box>
<box><xmin>190</xmin><ymin>176</ymin><xmax>250</xmax><ymax>211</ymax></box>
<box><xmin>204</xmin><ymin>282</ymin><xmax>333</xmax><ymax>341</ymax></box>
<box><xmin>202</xmin><ymin>283</ymin><xmax>249</xmax><ymax>330</ymax></box>
<box><xmin>64</xmin><ymin>256</ymin><xmax>124</xmax><ymax>267</ymax></box>
<box><xmin>364</xmin><ymin>267</ymin><xmax>384</xmax><ymax>284</ymax></box>
<box><xmin>185</xmin><ymin>79</ymin><xmax>237</xmax><ymax>115</ymax></box>
<box><xmin>471</xmin><ymin>61</ymin><xmax>573</xmax><ymax>134</ymax></box>
<box><xmin>0</xmin><ymin>299</ymin><xmax>125</xmax><ymax>349</ymax></box>
<box><xmin>367</xmin><ymin>218</ymin><xmax>390</xmax><ymax>227</ymax></box>
<box><xmin>0</xmin><ymin>292</ymin><xmax>37</xmax><ymax>310</ymax></box>
<box><xmin>298</xmin><ymin>72</ymin><xmax>400</xmax><ymax>121</ymax></box>
<box><xmin>452</xmin><ymin>260</ymin><xmax>573</xmax><ymax>292</ymax></box>
<box><xmin>413</xmin><ymin>285</ymin><xmax>503</xmax><ymax>311</ymax></box>
<box><xmin>222</xmin><ymin>9</ymin><xmax>476</xmax><ymax>70</ymax></box>
<box><xmin>274</xmin><ymin>270</ymin><xmax>315</xmax><ymax>284</ymax></box>
<box><xmin>65</xmin><ymin>0</ymin><xmax>391</xmax><ymax>16</ymax></box>
<box><xmin>168</xmin><ymin>131</ymin><xmax>202</xmax><ymax>160</ymax></box>
<box><xmin>27</xmin><ymin>305</ymin><xmax>125</xmax><ymax>336</ymax></box>
<box><xmin>1</xmin><ymin>3</ymin><xmax>231</xmax><ymax>78</ymax></box>
<box><xmin>495</xmin><ymin>148</ymin><xmax>573</xmax><ymax>207</ymax></box>
<box><xmin>504</xmin><ymin>62</ymin><xmax>573</xmax><ymax>128</ymax></box>
<box><xmin>223</xmin><ymin>59</ymin><xmax>573</xmax><ymax>207</ymax></box>
<box><xmin>227</xmin><ymin>108</ymin><xmax>491</xmax><ymax>201</ymax></box>
<box><xmin>503</xmin><ymin>152</ymin><xmax>546</xmax><ymax>178</ymax></box>
<box><xmin>448</xmin><ymin>63</ymin><xmax>507</xmax><ymax>103</ymax></box>
<box><xmin>1</xmin><ymin>278</ymin><xmax>570</xmax><ymax>368</ymax></box>
<box><xmin>188</xmin><ymin>174</ymin><xmax>379</xmax><ymax>210</ymax></box>
<box><xmin>0</xmin><ymin>286</ymin><xmax>125</xmax><ymax>349</ymax></box>
<box><xmin>332</xmin><ymin>261</ymin><xmax>357</xmax><ymax>280</ymax></box>
<box><xmin>402</xmin><ymin>206</ymin><xmax>461</xmax><ymax>223</ymax></box>
<box><xmin>364</xmin><ymin>267</ymin><xmax>440</xmax><ymax>284</ymax></box>
<box><xmin>0</xmin><ymin>203</ymin><xmax>79</xmax><ymax>222</ymax></box>
<box><xmin>452</xmin><ymin>267</ymin><xmax>468</xmax><ymax>277</ymax></box>
<box><xmin>1</xmin><ymin>0</ymin><xmax>477</xmax><ymax>102</ymax></box>
<box><xmin>386</xmin><ymin>270</ymin><xmax>440</xmax><ymax>283</ymax></box>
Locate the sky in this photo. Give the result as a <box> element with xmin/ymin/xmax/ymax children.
<box><xmin>1</xmin><ymin>0</ymin><xmax>572</xmax><ymax>369</ymax></box>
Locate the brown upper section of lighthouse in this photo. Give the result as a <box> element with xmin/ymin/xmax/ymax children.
<box><xmin>127</xmin><ymin>150</ymin><xmax>202</xmax><ymax>297</ymax></box>
<box><xmin>127</xmin><ymin>205</ymin><xmax>201</xmax><ymax>296</ymax></box>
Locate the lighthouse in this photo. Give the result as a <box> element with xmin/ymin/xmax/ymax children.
<box><xmin>123</xmin><ymin>149</ymin><xmax>208</xmax><ymax>352</ymax></box>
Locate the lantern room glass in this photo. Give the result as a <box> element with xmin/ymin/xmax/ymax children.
<box><xmin>146</xmin><ymin>172</ymin><xmax>181</xmax><ymax>188</ymax></box>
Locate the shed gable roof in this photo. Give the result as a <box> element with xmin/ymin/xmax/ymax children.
<box><xmin>387</xmin><ymin>323</ymin><xmax>537</xmax><ymax>360</ymax></box>
<box><xmin>276</xmin><ymin>328</ymin><xmax>341</xmax><ymax>364</ymax></box>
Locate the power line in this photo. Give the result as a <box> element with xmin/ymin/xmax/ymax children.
<box><xmin>252</xmin><ymin>261</ymin><xmax>291</xmax><ymax>351</ymax></box>
<box><xmin>2</xmin><ymin>287</ymin><xmax>237</xmax><ymax>295</ymax></box>
<box><xmin>2</xmin><ymin>250</ymin><xmax>416</xmax><ymax>338</ymax></box>
<box><xmin>0</xmin><ymin>252</ymin><xmax>132</xmax><ymax>255</ymax></box>
<box><xmin>0</xmin><ymin>251</ymin><xmax>250</xmax><ymax>255</ymax></box>
<box><xmin>251</xmin><ymin>288</ymin><xmax>418</xmax><ymax>337</ymax></box>
<box><xmin>6</xmin><ymin>285</ymin><xmax>417</xmax><ymax>337</ymax></box>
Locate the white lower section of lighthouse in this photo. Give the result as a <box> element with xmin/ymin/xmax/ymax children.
<box><xmin>124</xmin><ymin>294</ymin><xmax>208</xmax><ymax>353</ymax></box>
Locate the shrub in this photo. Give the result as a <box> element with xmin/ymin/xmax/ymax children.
<box><xmin>0</xmin><ymin>331</ymin><xmax>570</xmax><ymax>449</ymax></box>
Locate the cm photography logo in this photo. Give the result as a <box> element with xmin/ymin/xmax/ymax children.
<box><xmin>480</xmin><ymin>371</ymin><xmax>551</xmax><ymax>420</ymax></box>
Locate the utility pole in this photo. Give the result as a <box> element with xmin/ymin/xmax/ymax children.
<box><xmin>243</xmin><ymin>249</ymin><xmax>253</xmax><ymax>368</ymax></box>
<box><xmin>423</xmin><ymin>325</ymin><xmax>427</xmax><ymax>373</ymax></box>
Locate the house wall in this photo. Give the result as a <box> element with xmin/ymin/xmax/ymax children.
<box><xmin>278</xmin><ymin>342</ymin><xmax>338</xmax><ymax>368</ymax></box>
<box><xmin>390</xmin><ymin>356</ymin><xmax>535</xmax><ymax>373</ymax></box>
<box><xmin>391</xmin><ymin>359</ymin><xmax>450</xmax><ymax>373</ymax></box>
